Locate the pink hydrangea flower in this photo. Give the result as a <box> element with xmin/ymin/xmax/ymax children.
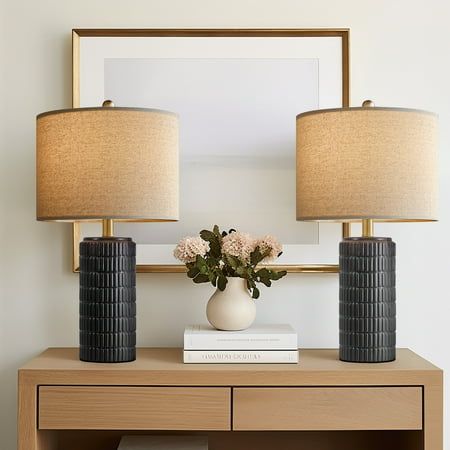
<box><xmin>173</xmin><ymin>236</ymin><xmax>210</xmax><ymax>263</ymax></box>
<box><xmin>222</xmin><ymin>231</ymin><xmax>255</xmax><ymax>262</ymax></box>
<box><xmin>255</xmin><ymin>235</ymin><xmax>283</xmax><ymax>262</ymax></box>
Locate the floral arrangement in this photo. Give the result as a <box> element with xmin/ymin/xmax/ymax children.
<box><xmin>174</xmin><ymin>225</ymin><xmax>287</xmax><ymax>299</ymax></box>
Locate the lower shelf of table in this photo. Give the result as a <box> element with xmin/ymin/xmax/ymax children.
<box><xmin>38</xmin><ymin>429</ymin><xmax>424</xmax><ymax>450</ymax></box>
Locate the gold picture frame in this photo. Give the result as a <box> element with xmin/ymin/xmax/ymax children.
<box><xmin>72</xmin><ymin>28</ymin><xmax>350</xmax><ymax>273</ymax></box>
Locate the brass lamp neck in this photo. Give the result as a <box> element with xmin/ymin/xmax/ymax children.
<box><xmin>102</xmin><ymin>219</ymin><xmax>114</xmax><ymax>237</ymax></box>
<box><xmin>362</xmin><ymin>219</ymin><xmax>374</xmax><ymax>238</ymax></box>
<box><xmin>360</xmin><ymin>101</ymin><xmax>376</xmax><ymax>239</ymax></box>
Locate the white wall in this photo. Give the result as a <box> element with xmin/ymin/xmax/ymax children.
<box><xmin>1</xmin><ymin>1</ymin><xmax>449</xmax><ymax>449</ymax></box>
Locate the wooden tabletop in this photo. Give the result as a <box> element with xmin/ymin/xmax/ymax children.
<box><xmin>19</xmin><ymin>348</ymin><xmax>441</xmax><ymax>387</ymax></box>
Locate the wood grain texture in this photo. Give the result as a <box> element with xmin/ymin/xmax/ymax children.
<box><xmin>17</xmin><ymin>374</ymin><xmax>57</xmax><ymax>450</ymax></box>
<box><xmin>18</xmin><ymin>348</ymin><xmax>442</xmax><ymax>450</ymax></box>
<box><xmin>424</xmin><ymin>375</ymin><xmax>443</xmax><ymax>450</ymax></box>
<box><xmin>38</xmin><ymin>386</ymin><xmax>230</xmax><ymax>431</ymax></box>
<box><xmin>233</xmin><ymin>387</ymin><xmax>422</xmax><ymax>431</ymax></box>
<box><xmin>19</xmin><ymin>348</ymin><xmax>441</xmax><ymax>387</ymax></box>
<box><xmin>17</xmin><ymin>374</ymin><xmax>38</xmax><ymax>450</ymax></box>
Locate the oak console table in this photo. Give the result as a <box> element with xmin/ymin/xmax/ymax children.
<box><xmin>18</xmin><ymin>348</ymin><xmax>443</xmax><ymax>450</ymax></box>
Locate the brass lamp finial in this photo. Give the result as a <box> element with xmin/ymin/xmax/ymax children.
<box><xmin>102</xmin><ymin>99</ymin><xmax>115</xmax><ymax>108</ymax></box>
<box><xmin>362</xmin><ymin>99</ymin><xmax>375</xmax><ymax>108</ymax></box>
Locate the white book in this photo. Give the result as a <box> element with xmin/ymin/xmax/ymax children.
<box><xmin>184</xmin><ymin>349</ymin><xmax>299</xmax><ymax>364</ymax></box>
<box><xmin>184</xmin><ymin>324</ymin><xmax>298</xmax><ymax>350</ymax></box>
<box><xmin>118</xmin><ymin>435</ymin><xmax>208</xmax><ymax>450</ymax></box>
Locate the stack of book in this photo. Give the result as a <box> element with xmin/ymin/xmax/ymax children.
<box><xmin>183</xmin><ymin>324</ymin><xmax>298</xmax><ymax>363</ymax></box>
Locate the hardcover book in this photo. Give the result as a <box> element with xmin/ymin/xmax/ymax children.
<box><xmin>184</xmin><ymin>349</ymin><xmax>299</xmax><ymax>364</ymax></box>
<box><xmin>184</xmin><ymin>324</ymin><xmax>298</xmax><ymax>350</ymax></box>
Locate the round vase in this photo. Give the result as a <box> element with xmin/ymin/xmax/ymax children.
<box><xmin>206</xmin><ymin>277</ymin><xmax>256</xmax><ymax>331</ymax></box>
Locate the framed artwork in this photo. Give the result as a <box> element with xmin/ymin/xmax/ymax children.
<box><xmin>72</xmin><ymin>29</ymin><xmax>350</xmax><ymax>273</ymax></box>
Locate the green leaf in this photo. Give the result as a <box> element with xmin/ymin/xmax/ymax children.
<box><xmin>206</xmin><ymin>257</ymin><xmax>218</xmax><ymax>268</ymax></box>
<box><xmin>269</xmin><ymin>270</ymin><xmax>287</xmax><ymax>280</ymax></box>
<box><xmin>200</xmin><ymin>229</ymin><xmax>215</xmax><ymax>241</ymax></box>
<box><xmin>200</xmin><ymin>229</ymin><xmax>221</xmax><ymax>257</ymax></box>
<box><xmin>217</xmin><ymin>275</ymin><xmax>228</xmax><ymax>291</ymax></box>
<box><xmin>256</xmin><ymin>268</ymin><xmax>270</xmax><ymax>278</ymax></box>
<box><xmin>213</xmin><ymin>225</ymin><xmax>221</xmax><ymax>237</ymax></box>
<box><xmin>208</xmin><ymin>272</ymin><xmax>217</xmax><ymax>286</ymax></box>
<box><xmin>260</xmin><ymin>277</ymin><xmax>272</xmax><ymax>287</ymax></box>
<box><xmin>187</xmin><ymin>267</ymin><xmax>200</xmax><ymax>278</ymax></box>
<box><xmin>193</xmin><ymin>274</ymin><xmax>209</xmax><ymax>284</ymax></box>
<box><xmin>226</xmin><ymin>254</ymin><xmax>240</xmax><ymax>269</ymax></box>
<box><xmin>252</xmin><ymin>287</ymin><xmax>260</xmax><ymax>299</ymax></box>
<box><xmin>235</xmin><ymin>266</ymin><xmax>245</xmax><ymax>276</ymax></box>
<box><xmin>196</xmin><ymin>254</ymin><xmax>207</xmax><ymax>267</ymax></box>
<box><xmin>211</xmin><ymin>243</ymin><xmax>222</xmax><ymax>258</ymax></box>
<box><xmin>250</xmin><ymin>247</ymin><xmax>264</xmax><ymax>265</ymax></box>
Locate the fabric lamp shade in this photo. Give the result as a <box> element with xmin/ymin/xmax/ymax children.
<box><xmin>36</xmin><ymin>107</ymin><xmax>179</xmax><ymax>221</ymax></box>
<box><xmin>296</xmin><ymin>107</ymin><xmax>438</xmax><ymax>222</ymax></box>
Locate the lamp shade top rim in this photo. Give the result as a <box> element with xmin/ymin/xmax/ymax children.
<box><xmin>37</xmin><ymin>106</ymin><xmax>178</xmax><ymax>120</ymax></box>
<box><xmin>296</xmin><ymin>106</ymin><xmax>437</xmax><ymax>120</ymax></box>
<box><xmin>37</xmin><ymin>216</ymin><xmax>179</xmax><ymax>222</ymax></box>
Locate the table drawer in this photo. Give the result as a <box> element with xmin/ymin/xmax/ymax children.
<box><xmin>233</xmin><ymin>387</ymin><xmax>422</xmax><ymax>431</ymax></box>
<box><xmin>39</xmin><ymin>386</ymin><xmax>231</xmax><ymax>430</ymax></box>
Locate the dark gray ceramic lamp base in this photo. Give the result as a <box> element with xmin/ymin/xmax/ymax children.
<box><xmin>339</xmin><ymin>237</ymin><xmax>396</xmax><ymax>363</ymax></box>
<box><xmin>79</xmin><ymin>237</ymin><xmax>136</xmax><ymax>363</ymax></box>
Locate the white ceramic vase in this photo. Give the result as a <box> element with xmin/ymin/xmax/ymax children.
<box><xmin>206</xmin><ymin>277</ymin><xmax>256</xmax><ymax>331</ymax></box>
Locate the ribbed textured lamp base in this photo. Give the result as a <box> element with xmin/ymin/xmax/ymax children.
<box><xmin>79</xmin><ymin>237</ymin><xmax>136</xmax><ymax>363</ymax></box>
<box><xmin>339</xmin><ymin>237</ymin><xmax>396</xmax><ymax>363</ymax></box>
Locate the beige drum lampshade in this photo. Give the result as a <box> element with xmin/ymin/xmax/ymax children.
<box><xmin>296</xmin><ymin>105</ymin><xmax>438</xmax><ymax>221</ymax></box>
<box><xmin>36</xmin><ymin>106</ymin><xmax>179</xmax><ymax>221</ymax></box>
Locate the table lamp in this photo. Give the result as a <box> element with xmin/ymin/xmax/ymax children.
<box><xmin>296</xmin><ymin>100</ymin><xmax>438</xmax><ymax>362</ymax></box>
<box><xmin>36</xmin><ymin>101</ymin><xmax>179</xmax><ymax>363</ymax></box>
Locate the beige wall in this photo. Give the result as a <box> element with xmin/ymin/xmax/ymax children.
<box><xmin>1</xmin><ymin>1</ymin><xmax>449</xmax><ymax>448</ymax></box>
